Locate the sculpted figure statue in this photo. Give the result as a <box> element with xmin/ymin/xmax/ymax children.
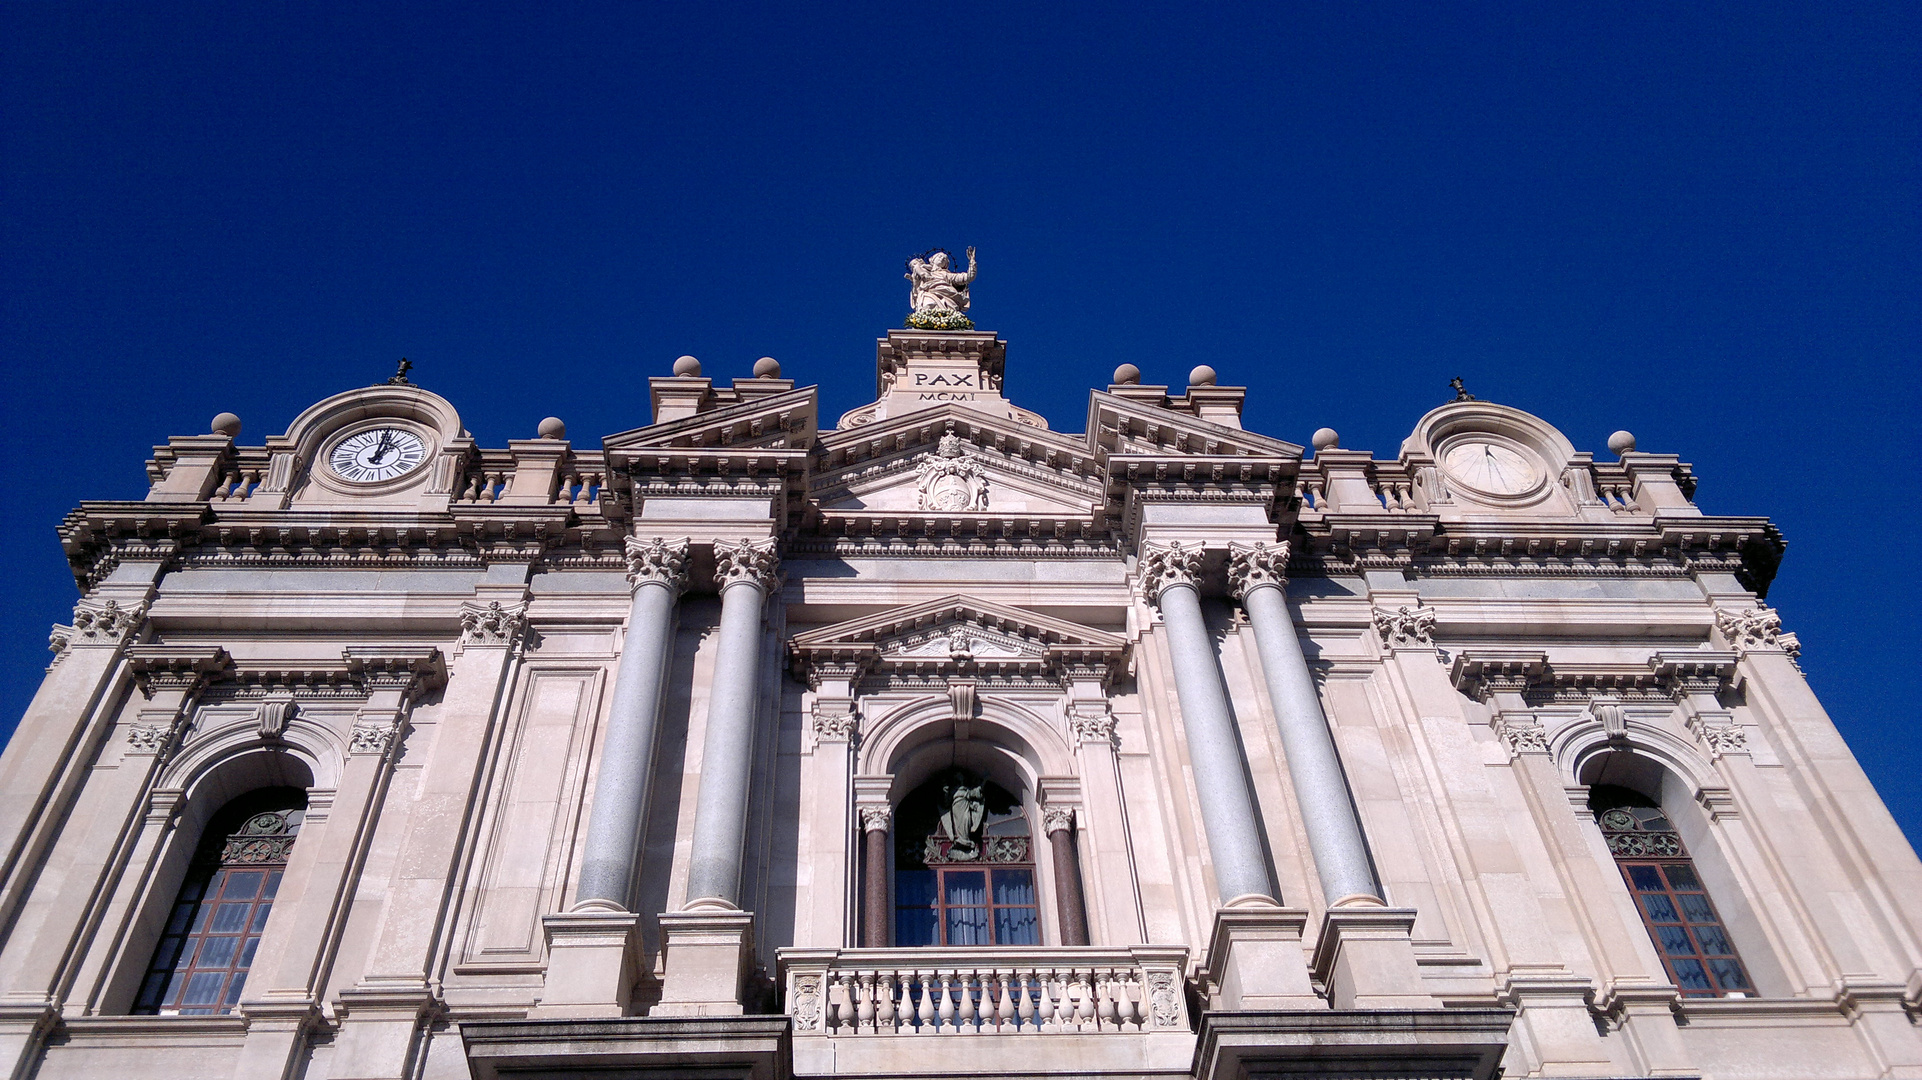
<box><xmin>906</xmin><ymin>247</ymin><xmax>978</xmax><ymax>330</ymax></box>
<box><xmin>939</xmin><ymin>777</ymin><xmax>987</xmax><ymax>860</ymax></box>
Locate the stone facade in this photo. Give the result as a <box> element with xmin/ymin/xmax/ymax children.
<box><xmin>0</xmin><ymin>327</ymin><xmax>1918</xmax><ymax>1080</ymax></box>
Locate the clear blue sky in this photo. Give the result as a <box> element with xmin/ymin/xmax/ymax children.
<box><xmin>3</xmin><ymin>4</ymin><xmax>1917</xmax><ymax>842</ymax></box>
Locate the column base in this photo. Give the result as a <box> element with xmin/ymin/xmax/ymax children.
<box><xmin>535</xmin><ymin>909</ymin><xmax>644</xmax><ymax>1018</ymax></box>
<box><xmin>652</xmin><ymin>909</ymin><xmax>755</xmax><ymax>1017</ymax></box>
<box><xmin>1310</xmin><ymin>905</ymin><xmax>1437</xmax><ymax>1009</ymax></box>
<box><xmin>1202</xmin><ymin>903</ymin><xmax>1321</xmax><ymax>1010</ymax></box>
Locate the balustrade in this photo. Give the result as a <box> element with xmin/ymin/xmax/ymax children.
<box><xmin>782</xmin><ymin>947</ymin><xmax>1189</xmax><ymax>1038</ymax></box>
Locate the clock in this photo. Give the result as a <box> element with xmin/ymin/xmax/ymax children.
<box><xmin>1440</xmin><ymin>439</ymin><xmax>1542</xmax><ymax>497</ymax></box>
<box><xmin>327</xmin><ymin>427</ymin><xmax>428</xmax><ymax>484</ymax></box>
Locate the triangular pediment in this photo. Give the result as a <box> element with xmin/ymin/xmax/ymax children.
<box><xmin>602</xmin><ymin>386</ymin><xmax>819</xmax><ymax>454</ymax></box>
<box><xmin>1088</xmin><ymin>391</ymin><xmax>1303</xmax><ymax>461</ymax></box>
<box><xmin>812</xmin><ymin>405</ymin><xmax>1104</xmax><ymax>519</ymax></box>
<box><xmin>789</xmin><ymin>595</ymin><xmax>1126</xmax><ymax>682</ymax></box>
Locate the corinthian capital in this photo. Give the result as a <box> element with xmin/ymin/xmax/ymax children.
<box><xmin>1137</xmin><ymin>541</ymin><xmax>1203</xmax><ymax>607</ymax></box>
<box><xmin>714</xmin><ymin>537</ymin><xmax>782</xmax><ymax>593</ymax></box>
<box><xmin>1226</xmin><ymin>541</ymin><xmax>1290</xmax><ymax>599</ymax></box>
<box><xmin>624</xmin><ymin>536</ymin><xmax>691</xmax><ymax>595</ymax></box>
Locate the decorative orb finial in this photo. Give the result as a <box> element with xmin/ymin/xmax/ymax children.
<box><xmin>753</xmin><ymin>356</ymin><xmax>782</xmax><ymax>379</ymax></box>
<box><xmin>1188</xmin><ymin>365</ymin><xmax>1217</xmax><ymax>387</ymax></box>
<box><xmin>1607</xmin><ymin>430</ymin><xmax>1637</xmax><ymax>455</ymax></box>
<box><xmin>211</xmin><ymin>412</ymin><xmax>241</xmax><ymax>437</ymax></box>
<box><xmin>1112</xmin><ymin>363</ymin><xmax>1141</xmax><ymax>385</ymax></box>
<box><xmin>537</xmin><ymin>417</ymin><xmax>567</xmax><ymax>440</ymax></box>
<box><xmin>672</xmin><ymin>355</ymin><xmax>702</xmax><ymax>377</ymax></box>
<box><xmin>1312</xmin><ymin>427</ymin><xmax>1340</xmax><ymax>450</ymax></box>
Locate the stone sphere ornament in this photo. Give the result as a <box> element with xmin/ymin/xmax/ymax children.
<box><xmin>672</xmin><ymin>355</ymin><xmax>702</xmax><ymax>377</ymax></box>
<box><xmin>537</xmin><ymin>417</ymin><xmax>567</xmax><ymax>440</ymax></box>
<box><xmin>753</xmin><ymin>357</ymin><xmax>782</xmax><ymax>378</ymax></box>
<box><xmin>1112</xmin><ymin>364</ymin><xmax>1141</xmax><ymax>385</ymax></box>
<box><xmin>1189</xmin><ymin>365</ymin><xmax>1217</xmax><ymax>387</ymax></box>
<box><xmin>211</xmin><ymin>412</ymin><xmax>242</xmax><ymax>437</ymax></box>
<box><xmin>1312</xmin><ymin>428</ymin><xmax>1340</xmax><ymax>451</ymax></box>
<box><xmin>1607</xmin><ymin>430</ymin><xmax>1637</xmax><ymax>455</ymax></box>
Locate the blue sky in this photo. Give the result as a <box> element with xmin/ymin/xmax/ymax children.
<box><xmin>3</xmin><ymin>3</ymin><xmax>1917</xmax><ymax>842</ymax></box>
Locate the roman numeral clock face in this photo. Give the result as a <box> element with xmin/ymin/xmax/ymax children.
<box><xmin>327</xmin><ymin>427</ymin><xmax>428</xmax><ymax>484</ymax></box>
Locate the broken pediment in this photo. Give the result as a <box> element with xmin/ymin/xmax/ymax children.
<box><xmin>789</xmin><ymin>595</ymin><xmax>1127</xmax><ymax>684</ymax></box>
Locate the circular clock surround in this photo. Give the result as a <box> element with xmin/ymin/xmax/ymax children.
<box><xmin>1437</xmin><ymin>435</ymin><xmax>1547</xmax><ymax>500</ymax></box>
<box><xmin>324</xmin><ymin>424</ymin><xmax>431</xmax><ymax>485</ymax></box>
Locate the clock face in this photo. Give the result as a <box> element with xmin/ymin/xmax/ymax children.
<box><xmin>1441</xmin><ymin>440</ymin><xmax>1542</xmax><ymax>497</ymax></box>
<box><xmin>328</xmin><ymin>427</ymin><xmax>428</xmax><ymax>483</ymax></box>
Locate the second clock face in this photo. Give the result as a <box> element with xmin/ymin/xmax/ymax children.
<box><xmin>1441</xmin><ymin>440</ymin><xmax>1541</xmax><ymax>497</ymax></box>
<box><xmin>328</xmin><ymin>427</ymin><xmax>428</xmax><ymax>483</ymax></box>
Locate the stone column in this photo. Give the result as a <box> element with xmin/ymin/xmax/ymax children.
<box><xmin>858</xmin><ymin>805</ymin><xmax>891</xmax><ymax>948</ymax></box>
<box><xmin>1138</xmin><ymin>542</ymin><xmax>1273</xmax><ymax>904</ymax></box>
<box><xmin>1043</xmin><ymin>805</ymin><xmax>1090</xmax><ymax>946</ymax></box>
<box><xmin>538</xmin><ymin>536</ymin><xmax>687</xmax><ymax>1018</ymax></box>
<box><xmin>655</xmin><ymin>537</ymin><xmax>778</xmax><ymax>1017</ymax></box>
<box><xmin>1227</xmin><ymin>542</ymin><xmax>1383</xmax><ymax>906</ymax></box>
<box><xmin>1140</xmin><ymin>541</ymin><xmax>1318</xmax><ymax>1011</ymax></box>
<box><xmin>572</xmin><ymin>536</ymin><xmax>690</xmax><ymax>909</ymax></box>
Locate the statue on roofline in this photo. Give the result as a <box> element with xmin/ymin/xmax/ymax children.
<box><xmin>906</xmin><ymin>246</ymin><xmax>977</xmax><ymax>330</ymax></box>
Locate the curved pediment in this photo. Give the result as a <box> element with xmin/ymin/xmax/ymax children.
<box><xmin>788</xmin><ymin>595</ymin><xmax>1126</xmax><ymax>685</ymax></box>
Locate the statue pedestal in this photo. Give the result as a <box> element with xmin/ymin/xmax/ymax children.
<box><xmin>535</xmin><ymin>909</ymin><xmax>643</xmax><ymax>1018</ymax></box>
<box><xmin>651</xmin><ymin>909</ymin><xmax>755</xmax><ymax>1017</ymax></box>
<box><xmin>1311</xmin><ymin>906</ymin><xmax>1437</xmax><ymax>1009</ymax></box>
<box><xmin>1203</xmin><ymin>903</ymin><xmax>1321</xmax><ymax>1010</ymax></box>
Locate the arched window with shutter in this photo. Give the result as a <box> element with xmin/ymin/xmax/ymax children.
<box><xmin>132</xmin><ymin>788</ymin><xmax>306</xmax><ymax>1015</ymax></box>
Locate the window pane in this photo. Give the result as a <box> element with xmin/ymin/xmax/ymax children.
<box><xmin>895</xmin><ymin>906</ymin><xmax>939</xmax><ymax>947</ymax></box>
<box><xmin>944</xmin><ymin>871</ymin><xmax>986</xmax><ymax>907</ymax></box>
<box><xmin>992</xmin><ymin>869</ymin><xmax>1035</xmax><ymax>907</ymax></box>
<box><xmin>239</xmin><ymin>937</ymin><xmax>260</xmax><ymax>968</ymax></box>
<box><xmin>1656</xmin><ymin>925</ymin><xmax>1694</xmax><ymax>956</ymax></box>
<box><xmin>262</xmin><ymin>871</ymin><xmax>282</xmax><ymax>900</ymax></box>
<box><xmin>946</xmin><ymin>905</ymin><xmax>990</xmax><ymax>946</ymax></box>
<box><xmin>1677</xmin><ymin>893</ymin><xmax>1715</xmax><ymax>923</ymax></box>
<box><xmin>896</xmin><ymin>870</ymin><xmax>936</xmax><ymax>908</ymax></box>
<box><xmin>995</xmin><ymin>905</ymin><xmax>1039</xmax><ymax>946</ymax></box>
<box><xmin>1692</xmin><ymin>925</ymin><xmax>1736</xmax><ymax>956</ymax></box>
<box><xmin>1708</xmin><ymin>958</ymin><xmax>1751</xmax><ymax>991</ymax></box>
<box><xmin>210</xmin><ymin>903</ymin><xmax>250</xmax><ymax>933</ymax></box>
<box><xmin>1662</xmin><ymin>864</ymin><xmax>1702</xmax><ymax>891</ymax></box>
<box><xmin>223</xmin><ymin>972</ymin><xmax>248</xmax><ymax>1008</ymax></box>
<box><xmin>151</xmin><ymin>936</ymin><xmax>186</xmax><ymax>969</ymax></box>
<box><xmin>1670</xmin><ymin>959</ymin><xmax>1712</xmax><ymax>992</ymax></box>
<box><xmin>1639</xmin><ymin>894</ymin><xmax>1680</xmax><ymax>923</ymax></box>
<box><xmin>1626</xmin><ymin>865</ymin><xmax>1665</xmax><ymax>891</ymax></box>
<box><xmin>162</xmin><ymin>968</ymin><xmax>188</xmax><ymax>1007</ymax></box>
<box><xmin>222</xmin><ymin>871</ymin><xmax>263</xmax><ymax>900</ymax></box>
<box><xmin>251</xmin><ymin>905</ymin><xmax>273</xmax><ymax>933</ymax></box>
<box><xmin>194</xmin><ymin>935</ymin><xmax>238</xmax><ymax>970</ymax></box>
<box><xmin>182</xmin><ymin>971</ymin><xmax>225</xmax><ymax>1006</ymax></box>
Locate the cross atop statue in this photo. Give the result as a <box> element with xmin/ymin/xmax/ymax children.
<box><xmin>905</xmin><ymin>246</ymin><xmax>978</xmax><ymax>331</ymax></box>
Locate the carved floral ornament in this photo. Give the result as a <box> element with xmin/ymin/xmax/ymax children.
<box><xmin>48</xmin><ymin>598</ymin><xmax>149</xmax><ymax>665</ymax></box>
<box><xmin>714</xmin><ymin>536</ymin><xmax>782</xmax><ymax>593</ymax></box>
<box><xmin>1136</xmin><ymin>541</ymin><xmax>1203</xmax><ymax>607</ymax></box>
<box><xmin>623</xmin><ymin>535</ymin><xmax>691</xmax><ymax>593</ymax></box>
<box><xmin>458</xmin><ymin>600</ymin><xmax>528</xmax><ymax>647</ymax></box>
<box><xmin>1714</xmin><ymin>606</ymin><xmax>1800</xmax><ymax>660</ymax></box>
<box><xmin>1225</xmin><ymin>541</ymin><xmax>1289</xmax><ymax>599</ymax></box>
<box><xmin>1372</xmin><ymin>604</ymin><xmax>1437</xmax><ymax>648</ymax></box>
<box><xmin>349</xmin><ymin>717</ymin><xmax>406</xmax><ymax>758</ymax></box>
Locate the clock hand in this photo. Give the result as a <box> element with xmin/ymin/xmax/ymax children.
<box><xmin>370</xmin><ymin>433</ymin><xmax>393</xmax><ymax>465</ymax></box>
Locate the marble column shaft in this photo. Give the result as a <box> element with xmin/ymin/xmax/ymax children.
<box><xmin>684</xmin><ymin>539</ymin><xmax>779</xmax><ymax>908</ymax></box>
<box><xmin>859</xmin><ymin>808</ymin><xmax>890</xmax><ymax>948</ymax></box>
<box><xmin>1046</xmin><ymin>810</ymin><xmax>1091</xmax><ymax>946</ymax></box>
<box><xmin>574</xmin><ymin>537</ymin><xmax>687</xmax><ymax>910</ymax></box>
<box><xmin>1232</xmin><ymin>543</ymin><xmax>1384</xmax><ymax>905</ymax></box>
<box><xmin>1142</xmin><ymin>543</ymin><xmax>1275</xmax><ymax>903</ymax></box>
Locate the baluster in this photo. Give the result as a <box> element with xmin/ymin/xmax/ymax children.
<box><xmin>916</xmin><ymin>971</ymin><xmax>936</xmax><ymax>1032</ymax></box>
<box><xmin>935</xmin><ymin>972</ymin><xmax>956</xmax><ymax>1033</ymax></box>
<box><xmin>994</xmin><ymin>971</ymin><xmax>1016</xmax><ymax>1032</ymax></box>
<box><xmin>1096</xmin><ymin>970</ymin><xmax>1118</xmax><ymax>1030</ymax></box>
<box><xmin>1074</xmin><ymin>970</ymin><xmax>1096</xmax><ymax>1031</ymax></box>
<box><xmin>1035</xmin><ymin>971</ymin><xmax>1057</xmax><ymax>1032</ymax></box>
<box><xmin>1015</xmin><ymin>971</ymin><xmax>1036</xmax><ymax>1032</ymax></box>
<box><xmin>875</xmin><ymin>971</ymin><xmax>897</xmax><ymax>1033</ymax></box>
<box><xmin>1050</xmin><ymin>969</ymin><xmax>1071</xmax><ymax>1031</ymax></box>
<box><xmin>834</xmin><ymin>973</ymin><xmax>856</xmax><ymax>1033</ymax></box>
<box><xmin>1120</xmin><ymin>972</ymin><xmax>1142</xmax><ymax>1029</ymax></box>
<box><xmin>955</xmin><ymin>969</ymin><xmax>978</xmax><ymax>1033</ymax></box>
<box><xmin>856</xmin><ymin>972</ymin><xmax>876</xmax><ymax>1033</ymax></box>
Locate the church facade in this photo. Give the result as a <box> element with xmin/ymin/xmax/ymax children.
<box><xmin>0</xmin><ymin>317</ymin><xmax>1918</xmax><ymax>1080</ymax></box>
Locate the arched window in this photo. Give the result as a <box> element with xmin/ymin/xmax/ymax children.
<box><xmin>133</xmin><ymin>788</ymin><xmax>306</xmax><ymax>1015</ymax></box>
<box><xmin>894</xmin><ymin>770</ymin><xmax>1039</xmax><ymax>947</ymax></box>
<box><xmin>1590</xmin><ymin>784</ymin><xmax>1753</xmax><ymax>998</ymax></box>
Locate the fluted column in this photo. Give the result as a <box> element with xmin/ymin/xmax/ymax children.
<box><xmin>1229</xmin><ymin>541</ymin><xmax>1384</xmax><ymax>906</ymax></box>
<box><xmin>1043</xmin><ymin>805</ymin><xmax>1091</xmax><ymax>946</ymax></box>
<box><xmin>573</xmin><ymin>536</ymin><xmax>689</xmax><ymax>909</ymax></box>
<box><xmin>858</xmin><ymin>804</ymin><xmax>891</xmax><ymax>948</ymax></box>
<box><xmin>1139</xmin><ymin>541</ymin><xmax>1275</xmax><ymax>903</ymax></box>
<box><xmin>684</xmin><ymin>537</ymin><xmax>780</xmax><ymax>908</ymax></box>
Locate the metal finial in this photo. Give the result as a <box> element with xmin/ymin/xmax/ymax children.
<box><xmin>1450</xmin><ymin>376</ymin><xmax>1475</xmax><ymax>402</ymax></box>
<box><xmin>388</xmin><ymin>358</ymin><xmax>414</xmax><ymax>386</ymax></box>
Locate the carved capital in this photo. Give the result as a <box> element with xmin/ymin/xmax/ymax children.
<box><xmin>811</xmin><ymin>703</ymin><xmax>857</xmax><ymax>743</ymax></box>
<box><xmin>1041</xmin><ymin>804</ymin><xmax>1076</xmax><ymax>834</ymax></box>
<box><xmin>713</xmin><ymin>537</ymin><xmax>781</xmax><ymax>594</ymax></box>
<box><xmin>1226</xmin><ymin>541</ymin><xmax>1289</xmax><ymax>600</ymax></box>
<box><xmin>1067</xmin><ymin>703</ymin><xmax>1118</xmax><ymax>747</ymax></box>
<box><xmin>49</xmin><ymin>598</ymin><xmax>149</xmax><ymax>665</ymax></box>
<box><xmin>349</xmin><ymin>716</ymin><xmax>407</xmax><ymax>759</ymax></box>
<box><xmin>1137</xmin><ymin>541</ymin><xmax>1203</xmax><ymax>607</ymax></box>
<box><xmin>623</xmin><ymin>535</ymin><xmax>691</xmax><ymax>595</ymax></box>
<box><xmin>857</xmin><ymin>804</ymin><xmax>893</xmax><ymax>833</ymax></box>
<box><xmin>1372</xmin><ymin>604</ymin><xmax>1437</xmax><ymax>649</ymax></box>
<box><xmin>459</xmin><ymin>600</ymin><xmax>529</xmax><ymax>649</ymax></box>
<box><xmin>1494</xmin><ymin>718</ymin><xmax>1550</xmax><ymax>756</ymax></box>
<box><xmin>1714</xmin><ymin>606</ymin><xmax>1801</xmax><ymax>668</ymax></box>
<box><xmin>123</xmin><ymin>723</ymin><xmax>176</xmax><ymax>757</ymax></box>
<box><xmin>1698</xmin><ymin>724</ymin><xmax>1749</xmax><ymax>759</ymax></box>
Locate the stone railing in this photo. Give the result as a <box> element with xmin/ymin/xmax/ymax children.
<box><xmin>778</xmin><ymin>946</ymin><xmax>1191</xmax><ymax>1037</ymax></box>
<box><xmin>212</xmin><ymin>447</ymin><xmax>275</xmax><ymax>502</ymax></box>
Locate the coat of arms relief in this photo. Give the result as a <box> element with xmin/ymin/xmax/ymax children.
<box><xmin>915</xmin><ymin>433</ymin><xmax>990</xmax><ymax>512</ymax></box>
